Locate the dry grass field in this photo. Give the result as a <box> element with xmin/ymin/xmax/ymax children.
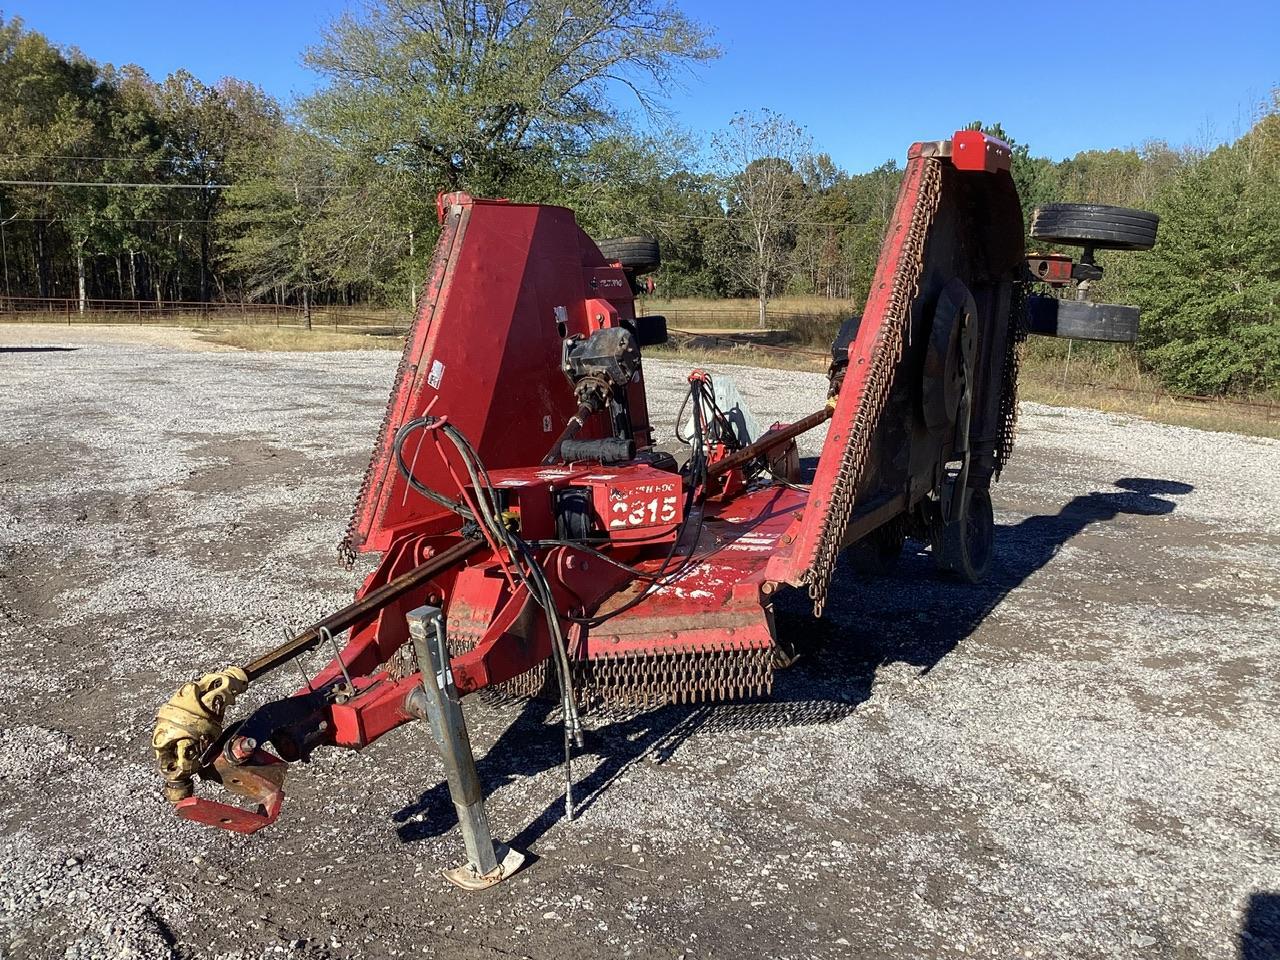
<box><xmin>195</xmin><ymin>326</ymin><xmax>405</xmax><ymax>352</ymax></box>
<box><xmin>7</xmin><ymin>296</ymin><xmax>1277</xmax><ymax>441</ymax></box>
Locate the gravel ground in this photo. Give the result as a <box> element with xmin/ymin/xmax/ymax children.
<box><xmin>1</xmin><ymin>328</ymin><xmax>1278</xmax><ymax>960</ymax></box>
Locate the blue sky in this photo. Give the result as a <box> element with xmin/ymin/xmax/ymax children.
<box><xmin>12</xmin><ymin>0</ymin><xmax>1279</xmax><ymax>172</ymax></box>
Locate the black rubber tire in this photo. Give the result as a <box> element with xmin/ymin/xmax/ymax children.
<box><xmin>934</xmin><ymin>486</ymin><xmax>994</xmax><ymax>584</ymax></box>
<box><xmin>1029</xmin><ymin>203</ymin><xmax>1159</xmax><ymax>251</ymax></box>
<box><xmin>1026</xmin><ymin>296</ymin><xmax>1141</xmax><ymax>343</ymax></box>
<box><xmin>596</xmin><ymin>236</ymin><xmax>661</xmax><ymax>274</ymax></box>
<box><xmin>827</xmin><ymin>314</ymin><xmax>862</xmax><ymax>395</ymax></box>
<box><xmin>629</xmin><ymin>314</ymin><xmax>668</xmax><ymax>347</ymax></box>
<box><xmin>921</xmin><ymin>279</ymin><xmax>977</xmax><ymax>437</ymax></box>
<box><xmin>830</xmin><ymin>314</ymin><xmax>863</xmax><ymax>363</ymax></box>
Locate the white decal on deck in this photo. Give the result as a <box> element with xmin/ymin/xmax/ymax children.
<box><xmin>427</xmin><ymin>359</ymin><xmax>445</xmax><ymax>389</ymax></box>
<box><xmin>725</xmin><ymin>531</ymin><xmax>778</xmax><ymax>552</ymax></box>
<box><xmin>608</xmin><ymin>494</ymin><xmax>679</xmax><ymax>528</ymax></box>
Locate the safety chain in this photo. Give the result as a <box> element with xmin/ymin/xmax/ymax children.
<box><xmin>802</xmin><ymin>157</ymin><xmax>944</xmax><ymax>616</ymax></box>
<box><xmin>338</xmin><ymin>311</ymin><xmax>423</xmax><ymax>568</ymax></box>
<box><xmin>337</xmin><ymin>211</ymin><xmax>460</xmax><ymax>568</ymax></box>
<box><xmin>573</xmin><ymin>646</ymin><xmax>774</xmax><ymax>708</ymax></box>
<box><xmin>994</xmin><ymin>281</ymin><xmax>1030</xmax><ymax>477</ymax></box>
<box><xmin>439</xmin><ymin>625</ymin><xmax>772</xmax><ymax>707</ymax></box>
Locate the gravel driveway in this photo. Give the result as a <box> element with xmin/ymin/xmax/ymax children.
<box><xmin>1</xmin><ymin>328</ymin><xmax>1277</xmax><ymax>960</ymax></box>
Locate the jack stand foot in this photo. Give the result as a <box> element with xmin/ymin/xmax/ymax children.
<box><xmin>407</xmin><ymin>605</ymin><xmax>527</xmax><ymax>891</ymax></box>
<box><xmin>442</xmin><ymin>842</ymin><xmax>527</xmax><ymax>891</ymax></box>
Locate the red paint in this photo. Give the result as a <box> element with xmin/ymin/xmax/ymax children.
<box><xmin>346</xmin><ymin>195</ymin><xmax>652</xmax><ymax>557</ymax></box>
<box><xmin>950</xmin><ymin>129</ymin><xmax>1012</xmax><ymax>173</ymax></box>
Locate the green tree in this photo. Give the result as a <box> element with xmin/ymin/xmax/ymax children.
<box><xmin>790</xmin><ymin>157</ymin><xmax>901</xmax><ymax>307</ymax></box>
<box><xmin>711</xmin><ymin>109</ymin><xmax>812</xmax><ymax>326</ymax></box>
<box><xmin>222</xmin><ymin>128</ymin><xmax>343</xmax><ymax>329</ymax></box>
<box><xmin>98</xmin><ymin>64</ymin><xmax>170</xmax><ymax>303</ymax></box>
<box><xmin>1125</xmin><ymin>101</ymin><xmax>1280</xmax><ymax>394</ymax></box>
<box><xmin>157</xmin><ymin>71</ymin><xmax>282</xmax><ymax>302</ymax></box>
<box><xmin>300</xmin><ymin>0</ymin><xmax>718</xmax><ymax>295</ymax></box>
<box><xmin>0</xmin><ymin>16</ymin><xmax>288</xmax><ymax>307</ymax></box>
<box><xmin>562</xmin><ymin>130</ymin><xmax>730</xmax><ymax>297</ymax></box>
<box><xmin>0</xmin><ymin>17</ymin><xmax>111</xmax><ymax>306</ymax></box>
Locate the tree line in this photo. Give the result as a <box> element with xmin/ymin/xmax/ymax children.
<box><xmin>0</xmin><ymin>6</ymin><xmax>1274</xmax><ymax>395</ymax></box>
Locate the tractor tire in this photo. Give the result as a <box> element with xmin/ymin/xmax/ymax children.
<box><xmin>921</xmin><ymin>279</ymin><xmax>977</xmax><ymax>437</ymax></box>
<box><xmin>826</xmin><ymin>314</ymin><xmax>862</xmax><ymax>396</ymax></box>
<box><xmin>596</xmin><ymin>236</ymin><xmax>661</xmax><ymax>274</ymax></box>
<box><xmin>629</xmin><ymin>314</ymin><xmax>669</xmax><ymax>347</ymax></box>
<box><xmin>830</xmin><ymin>314</ymin><xmax>863</xmax><ymax>362</ymax></box>
<box><xmin>1026</xmin><ymin>296</ymin><xmax>1141</xmax><ymax>343</ymax></box>
<box><xmin>1029</xmin><ymin>203</ymin><xmax>1159</xmax><ymax>251</ymax></box>
<box><xmin>933</xmin><ymin>486</ymin><xmax>994</xmax><ymax>584</ymax></box>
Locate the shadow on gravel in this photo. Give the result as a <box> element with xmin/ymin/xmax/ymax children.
<box><xmin>0</xmin><ymin>345</ymin><xmax>80</xmax><ymax>352</ymax></box>
<box><xmin>795</xmin><ymin>476</ymin><xmax>1193</xmax><ymax>679</ymax></box>
<box><xmin>1242</xmin><ymin>892</ymin><xmax>1280</xmax><ymax>959</ymax></box>
<box><xmin>393</xmin><ymin>476</ymin><xmax>1193</xmax><ymax>851</ymax></box>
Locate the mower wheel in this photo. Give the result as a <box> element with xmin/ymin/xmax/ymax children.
<box><xmin>847</xmin><ymin>521</ymin><xmax>904</xmax><ymax>576</ymax></box>
<box><xmin>1029</xmin><ymin>203</ymin><xmax>1159</xmax><ymax>251</ymax></box>
<box><xmin>826</xmin><ymin>314</ymin><xmax>862</xmax><ymax>396</ymax></box>
<box><xmin>629</xmin><ymin>314</ymin><xmax>669</xmax><ymax>347</ymax></box>
<box><xmin>922</xmin><ymin>279</ymin><xmax>977</xmax><ymax>437</ymax></box>
<box><xmin>597</xmin><ymin>236</ymin><xmax>661</xmax><ymax>274</ymax></box>
<box><xmin>933</xmin><ymin>486</ymin><xmax>994</xmax><ymax>584</ymax></box>
<box><xmin>1026</xmin><ymin>296</ymin><xmax>1140</xmax><ymax>343</ymax></box>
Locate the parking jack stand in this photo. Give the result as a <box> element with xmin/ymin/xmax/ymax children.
<box><xmin>406</xmin><ymin>605</ymin><xmax>526</xmax><ymax>890</ymax></box>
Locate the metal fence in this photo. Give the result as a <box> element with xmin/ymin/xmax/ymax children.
<box><xmin>4</xmin><ymin>296</ymin><xmax>1273</xmax><ymax>421</ymax></box>
<box><xmin>665</xmin><ymin>327</ymin><xmax>1279</xmax><ymax>421</ymax></box>
<box><xmin>0</xmin><ymin>297</ymin><xmax>411</xmax><ymax>330</ymax></box>
<box><xmin>637</xmin><ymin>307</ymin><xmax>847</xmax><ymax>330</ymax></box>
<box><xmin>1</xmin><ymin>297</ymin><xmax>842</xmax><ymax>332</ymax></box>
<box><xmin>667</xmin><ymin>327</ymin><xmax>830</xmax><ymax>358</ymax></box>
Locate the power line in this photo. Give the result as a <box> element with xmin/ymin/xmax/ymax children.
<box><xmin>0</xmin><ymin>178</ymin><xmax>229</xmax><ymax>190</ymax></box>
<box><xmin>652</xmin><ymin>212</ymin><xmax>875</xmax><ymax>229</ymax></box>
<box><xmin>4</xmin><ymin>215</ymin><xmax>267</xmax><ymax>225</ymax></box>
<box><xmin>0</xmin><ymin>153</ymin><xmax>171</xmax><ymax>162</ymax></box>
<box><xmin>0</xmin><ymin>178</ymin><xmax>353</xmax><ymax>191</ymax></box>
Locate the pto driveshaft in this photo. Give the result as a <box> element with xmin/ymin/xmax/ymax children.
<box><xmin>244</xmin><ymin>537</ymin><xmax>483</xmax><ymax>680</ymax></box>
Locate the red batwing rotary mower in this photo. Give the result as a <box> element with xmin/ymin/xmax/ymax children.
<box><xmin>152</xmin><ymin>131</ymin><xmax>1157</xmax><ymax>888</ymax></box>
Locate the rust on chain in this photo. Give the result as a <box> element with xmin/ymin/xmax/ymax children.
<box><xmin>444</xmin><ymin>624</ymin><xmax>774</xmax><ymax>708</ymax></box>
<box><xmin>995</xmin><ymin>281</ymin><xmax>1029</xmax><ymax>477</ymax></box>
<box><xmin>802</xmin><ymin>157</ymin><xmax>944</xmax><ymax>617</ymax></box>
<box><xmin>572</xmin><ymin>646</ymin><xmax>774</xmax><ymax>709</ymax></box>
<box><xmin>339</xmin><ymin>207</ymin><xmax>464</xmax><ymax>568</ymax></box>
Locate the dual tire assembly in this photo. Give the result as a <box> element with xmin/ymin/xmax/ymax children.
<box><xmin>1024</xmin><ymin>203</ymin><xmax>1158</xmax><ymax>344</ymax></box>
<box><xmin>847</xmin><ymin>203</ymin><xmax>1159</xmax><ymax>584</ymax></box>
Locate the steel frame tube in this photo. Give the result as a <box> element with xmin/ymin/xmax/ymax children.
<box><xmin>243</xmin><ymin>538</ymin><xmax>482</xmax><ymax>681</ymax></box>
<box><xmin>705</xmin><ymin>404</ymin><xmax>834</xmax><ymax>480</ymax></box>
